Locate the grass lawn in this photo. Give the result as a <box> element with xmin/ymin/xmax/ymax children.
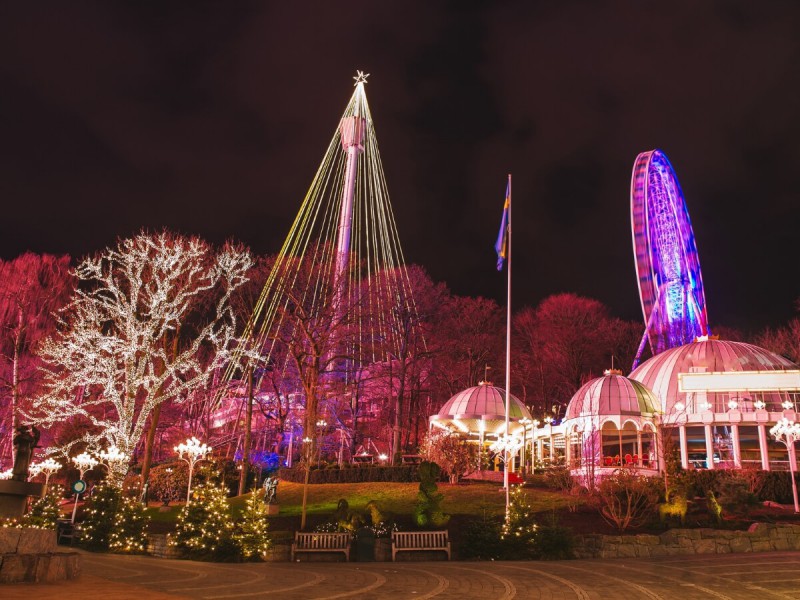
<box><xmin>147</xmin><ymin>480</ymin><xmax>574</xmax><ymax>529</ymax></box>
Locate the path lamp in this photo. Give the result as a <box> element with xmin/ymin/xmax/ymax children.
<box><xmin>96</xmin><ymin>445</ymin><xmax>129</xmax><ymax>487</ymax></box>
<box><xmin>490</xmin><ymin>434</ymin><xmax>523</xmax><ymax>480</ymax></box>
<box><xmin>174</xmin><ymin>437</ymin><xmax>210</xmax><ymax>504</ymax></box>
<box><xmin>31</xmin><ymin>457</ymin><xmax>62</xmax><ymax>491</ymax></box>
<box><xmin>769</xmin><ymin>418</ymin><xmax>800</xmax><ymax>513</ymax></box>
<box><xmin>71</xmin><ymin>453</ymin><xmax>99</xmax><ymax>523</ymax></box>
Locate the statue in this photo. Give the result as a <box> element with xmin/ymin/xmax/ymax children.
<box><xmin>263</xmin><ymin>476</ymin><xmax>278</xmax><ymax>505</ymax></box>
<box><xmin>11</xmin><ymin>425</ymin><xmax>40</xmax><ymax>482</ymax></box>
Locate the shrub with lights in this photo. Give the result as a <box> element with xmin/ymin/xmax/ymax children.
<box><xmin>109</xmin><ymin>493</ymin><xmax>150</xmax><ymax>554</ymax></box>
<box><xmin>501</xmin><ymin>485</ymin><xmax>538</xmax><ymax>558</ymax></box>
<box><xmin>23</xmin><ymin>485</ymin><xmax>63</xmax><ymax>529</ymax></box>
<box><xmin>235</xmin><ymin>489</ymin><xmax>272</xmax><ymax>560</ymax></box>
<box><xmin>171</xmin><ymin>480</ymin><xmax>239</xmax><ymax>561</ymax></box>
<box><xmin>80</xmin><ymin>484</ymin><xmax>122</xmax><ymax>551</ymax></box>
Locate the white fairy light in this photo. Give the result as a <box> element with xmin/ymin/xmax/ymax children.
<box><xmin>23</xmin><ymin>233</ymin><xmax>252</xmax><ymax>487</ymax></box>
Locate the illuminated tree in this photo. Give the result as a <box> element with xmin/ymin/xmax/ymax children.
<box><xmin>22</xmin><ymin>484</ymin><xmax>63</xmax><ymax>529</ymax></box>
<box><xmin>80</xmin><ymin>484</ymin><xmax>122</xmax><ymax>551</ymax></box>
<box><xmin>235</xmin><ymin>489</ymin><xmax>272</xmax><ymax>559</ymax></box>
<box><xmin>26</xmin><ymin>232</ymin><xmax>252</xmax><ymax>484</ymax></box>
<box><xmin>172</xmin><ymin>480</ymin><xmax>238</xmax><ymax>560</ymax></box>
<box><xmin>0</xmin><ymin>253</ymin><xmax>72</xmax><ymax>457</ymax></box>
<box><xmin>109</xmin><ymin>494</ymin><xmax>150</xmax><ymax>554</ymax></box>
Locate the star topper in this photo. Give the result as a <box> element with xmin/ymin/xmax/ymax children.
<box><xmin>353</xmin><ymin>70</ymin><xmax>370</xmax><ymax>86</ymax></box>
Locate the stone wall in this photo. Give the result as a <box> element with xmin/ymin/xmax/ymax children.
<box><xmin>0</xmin><ymin>528</ymin><xmax>80</xmax><ymax>583</ymax></box>
<box><xmin>574</xmin><ymin>523</ymin><xmax>800</xmax><ymax>559</ymax></box>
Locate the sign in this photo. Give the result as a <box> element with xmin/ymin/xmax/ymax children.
<box><xmin>678</xmin><ymin>370</ymin><xmax>800</xmax><ymax>393</ymax></box>
<box><xmin>72</xmin><ymin>480</ymin><xmax>87</xmax><ymax>494</ymax></box>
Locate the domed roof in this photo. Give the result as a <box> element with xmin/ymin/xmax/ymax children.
<box><xmin>435</xmin><ymin>383</ymin><xmax>531</xmax><ymax>421</ymax></box>
<box><xmin>630</xmin><ymin>339</ymin><xmax>797</xmax><ymax>412</ymax></box>
<box><xmin>565</xmin><ymin>371</ymin><xmax>660</xmax><ymax>421</ymax></box>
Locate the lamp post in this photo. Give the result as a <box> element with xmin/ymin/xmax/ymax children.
<box><xmin>544</xmin><ymin>415</ymin><xmax>554</xmax><ymax>464</ymax></box>
<box><xmin>71</xmin><ymin>453</ymin><xmax>99</xmax><ymax>523</ymax></box>
<box><xmin>96</xmin><ymin>445</ymin><xmax>129</xmax><ymax>487</ymax></box>
<box><xmin>490</xmin><ymin>433</ymin><xmax>524</xmax><ymax>510</ymax></box>
<box><xmin>519</xmin><ymin>418</ymin><xmax>531</xmax><ymax>474</ymax></box>
<box><xmin>174</xmin><ymin>437</ymin><xmax>210</xmax><ymax>504</ymax></box>
<box><xmin>30</xmin><ymin>457</ymin><xmax>62</xmax><ymax>491</ymax></box>
<box><xmin>769</xmin><ymin>418</ymin><xmax>800</xmax><ymax>513</ymax></box>
<box><xmin>316</xmin><ymin>420</ymin><xmax>327</xmax><ymax>467</ymax></box>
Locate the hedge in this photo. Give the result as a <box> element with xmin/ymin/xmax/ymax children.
<box><xmin>278</xmin><ymin>464</ymin><xmax>420</xmax><ymax>484</ymax></box>
<box><xmin>678</xmin><ymin>469</ymin><xmax>800</xmax><ymax>505</ymax></box>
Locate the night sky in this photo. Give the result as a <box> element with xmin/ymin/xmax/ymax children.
<box><xmin>1</xmin><ymin>1</ymin><xmax>798</xmax><ymax>333</ymax></box>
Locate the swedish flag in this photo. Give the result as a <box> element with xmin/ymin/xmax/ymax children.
<box><xmin>494</xmin><ymin>180</ymin><xmax>510</xmax><ymax>271</ymax></box>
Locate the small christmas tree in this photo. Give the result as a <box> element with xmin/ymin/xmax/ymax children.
<box><xmin>501</xmin><ymin>486</ymin><xmax>537</xmax><ymax>558</ymax></box>
<box><xmin>109</xmin><ymin>494</ymin><xmax>150</xmax><ymax>554</ymax></box>
<box><xmin>80</xmin><ymin>485</ymin><xmax>122</xmax><ymax>551</ymax></box>
<box><xmin>235</xmin><ymin>489</ymin><xmax>272</xmax><ymax>560</ymax></box>
<box><xmin>23</xmin><ymin>485</ymin><xmax>63</xmax><ymax>529</ymax></box>
<box><xmin>172</xmin><ymin>481</ymin><xmax>239</xmax><ymax>560</ymax></box>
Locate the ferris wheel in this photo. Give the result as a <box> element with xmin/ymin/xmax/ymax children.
<box><xmin>631</xmin><ymin>149</ymin><xmax>709</xmax><ymax>366</ymax></box>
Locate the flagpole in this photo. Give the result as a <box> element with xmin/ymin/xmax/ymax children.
<box><xmin>504</xmin><ymin>173</ymin><xmax>512</xmax><ymax>512</ymax></box>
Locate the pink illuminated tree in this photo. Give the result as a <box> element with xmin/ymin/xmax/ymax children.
<box><xmin>0</xmin><ymin>253</ymin><xmax>73</xmax><ymax>458</ymax></box>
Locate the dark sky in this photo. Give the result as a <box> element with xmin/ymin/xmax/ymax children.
<box><xmin>1</xmin><ymin>1</ymin><xmax>798</xmax><ymax>333</ymax></box>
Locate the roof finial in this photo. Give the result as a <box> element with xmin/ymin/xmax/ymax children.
<box><xmin>354</xmin><ymin>70</ymin><xmax>370</xmax><ymax>86</ymax></box>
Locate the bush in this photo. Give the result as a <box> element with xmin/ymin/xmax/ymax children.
<box><xmin>597</xmin><ymin>471</ymin><xmax>660</xmax><ymax>532</ymax></box>
<box><xmin>534</xmin><ymin>521</ymin><xmax>575</xmax><ymax>560</ymax></box>
<box><xmin>460</xmin><ymin>516</ymin><xmax>503</xmax><ymax>560</ymax></box>
<box><xmin>278</xmin><ymin>464</ymin><xmax>419</xmax><ymax>484</ymax></box>
<box><xmin>148</xmin><ymin>462</ymin><xmax>190</xmax><ymax>504</ymax></box>
<box><xmin>414</xmin><ymin>461</ymin><xmax>450</xmax><ymax>528</ymax></box>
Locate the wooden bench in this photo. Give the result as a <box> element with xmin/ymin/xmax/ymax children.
<box><xmin>57</xmin><ymin>521</ymin><xmax>81</xmax><ymax>546</ymax></box>
<box><xmin>291</xmin><ymin>532</ymin><xmax>351</xmax><ymax>562</ymax></box>
<box><xmin>391</xmin><ymin>531</ymin><xmax>450</xmax><ymax>561</ymax></box>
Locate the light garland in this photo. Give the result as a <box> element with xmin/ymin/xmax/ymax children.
<box><xmin>23</xmin><ymin>232</ymin><xmax>252</xmax><ymax>486</ymax></box>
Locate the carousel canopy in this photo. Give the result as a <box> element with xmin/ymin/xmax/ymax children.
<box><xmin>430</xmin><ymin>382</ymin><xmax>532</xmax><ymax>436</ymax></box>
<box><xmin>565</xmin><ymin>370</ymin><xmax>660</xmax><ymax>421</ymax></box>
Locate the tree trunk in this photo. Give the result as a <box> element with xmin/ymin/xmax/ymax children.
<box><xmin>140</xmin><ymin>402</ymin><xmax>162</xmax><ymax>490</ymax></box>
<box><xmin>238</xmin><ymin>369</ymin><xmax>253</xmax><ymax>496</ymax></box>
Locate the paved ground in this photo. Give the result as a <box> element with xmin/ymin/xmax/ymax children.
<box><xmin>4</xmin><ymin>551</ymin><xmax>800</xmax><ymax>599</ymax></box>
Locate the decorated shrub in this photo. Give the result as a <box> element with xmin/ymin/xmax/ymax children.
<box><xmin>172</xmin><ymin>481</ymin><xmax>239</xmax><ymax>561</ymax></box>
<box><xmin>414</xmin><ymin>461</ymin><xmax>450</xmax><ymax>528</ymax></box>
<box><xmin>235</xmin><ymin>489</ymin><xmax>272</xmax><ymax>560</ymax></box>
<box><xmin>109</xmin><ymin>493</ymin><xmax>150</xmax><ymax>554</ymax></box>
<box><xmin>80</xmin><ymin>484</ymin><xmax>122</xmax><ymax>551</ymax></box>
<box><xmin>23</xmin><ymin>485</ymin><xmax>63</xmax><ymax>529</ymax></box>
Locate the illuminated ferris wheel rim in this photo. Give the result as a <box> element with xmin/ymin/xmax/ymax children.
<box><xmin>630</xmin><ymin>149</ymin><xmax>709</xmax><ymax>355</ymax></box>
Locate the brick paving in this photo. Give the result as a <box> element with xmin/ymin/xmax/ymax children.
<box><xmin>3</xmin><ymin>550</ymin><xmax>800</xmax><ymax>599</ymax></box>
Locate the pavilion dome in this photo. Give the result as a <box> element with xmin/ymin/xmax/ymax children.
<box><xmin>430</xmin><ymin>382</ymin><xmax>532</xmax><ymax>436</ymax></box>
<box><xmin>565</xmin><ymin>370</ymin><xmax>660</xmax><ymax>421</ymax></box>
<box><xmin>629</xmin><ymin>338</ymin><xmax>797</xmax><ymax>413</ymax></box>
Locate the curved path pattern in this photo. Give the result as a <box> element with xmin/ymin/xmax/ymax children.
<box><xmin>6</xmin><ymin>551</ymin><xmax>800</xmax><ymax>599</ymax></box>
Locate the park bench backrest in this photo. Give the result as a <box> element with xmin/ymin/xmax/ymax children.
<box><xmin>295</xmin><ymin>532</ymin><xmax>351</xmax><ymax>550</ymax></box>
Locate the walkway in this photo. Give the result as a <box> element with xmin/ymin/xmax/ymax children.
<box><xmin>4</xmin><ymin>550</ymin><xmax>800</xmax><ymax>599</ymax></box>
